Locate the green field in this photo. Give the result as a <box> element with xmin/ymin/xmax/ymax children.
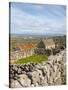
<box><xmin>16</xmin><ymin>54</ymin><xmax>48</xmax><ymax>64</ymax></box>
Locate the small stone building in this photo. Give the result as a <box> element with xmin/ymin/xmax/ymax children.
<box><xmin>18</xmin><ymin>43</ymin><xmax>35</xmax><ymax>57</ymax></box>
<box><xmin>42</xmin><ymin>39</ymin><xmax>55</xmax><ymax>49</ymax></box>
<box><xmin>10</xmin><ymin>43</ymin><xmax>35</xmax><ymax>62</ymax></box>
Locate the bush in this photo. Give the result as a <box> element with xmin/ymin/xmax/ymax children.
<box><xmin>52</xmin><ymin>48</ymin><xmax>61</xmax><ymax>55</ymax></box>
<box><xmin>34</xmin><ymin>48</ymin><xmax>45</xmax><ymax>55</ymax></box>
<box><xmin>34</xmin><ymin>49</ymin><xmax>52</xmax><ymax>56</ymax></box>
<box><xmin>37</xmin><ymin>40</ymin><xmax>45</xmax><ymax>48</ymax></box>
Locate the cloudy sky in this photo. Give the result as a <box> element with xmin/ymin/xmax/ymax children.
<box><xmin>10</xmin><ymin>2</ymin><xmax>66</xmax><ymax>35</ymax></box>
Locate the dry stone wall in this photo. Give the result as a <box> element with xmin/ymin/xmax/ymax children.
<box><xmin>9</xmin><ymin>49</ymin><xmax>66</xmax><ymax>88</ymax></box>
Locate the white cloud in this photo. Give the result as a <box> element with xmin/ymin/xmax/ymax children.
<box><xmin>32</xmin><ymin>4</ymin><xmax>45</xmax><ymax>10</ymax></box>
<box><xmin>11</xmin><ymin>6</ymin><xmax>66</xmax><ymax>35</ymax></box>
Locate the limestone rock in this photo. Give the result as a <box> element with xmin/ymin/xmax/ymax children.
<box><xmin>17</xmin><ymin>68</ymin><xmax>22</xmax><ymax>74</ymax></box>
<box><xmin>10</xmin><ymin>80</ymin><xmax>22</xmax><ymax>88</ymax></box>
<box><xmin>18</xmin><ymin>74</ymin><xmax>31</xmax><ymax>87</ymax></box>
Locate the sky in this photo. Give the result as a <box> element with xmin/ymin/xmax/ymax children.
<box><xmin>10</xmin><ymin>2</ymin><xmax>66</xmax><ymax>35</ymax></box>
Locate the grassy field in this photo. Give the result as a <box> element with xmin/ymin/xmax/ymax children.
<box><xmin>15</xmin><ymin>54</ymin><xmax>48</xmax><ymax>64</ymax></box>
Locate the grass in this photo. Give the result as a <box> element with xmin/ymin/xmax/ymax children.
<box><xmin>15</xmin><ymin>54</ymin><xmax>48</xmax><ymax>64</ymax></box>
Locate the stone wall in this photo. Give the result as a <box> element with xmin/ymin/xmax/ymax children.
<box><xmin>9</xmin><ymin>49</ymin><xmax>66</xmax><ymax>88</ymax></box>
<box><xmin>10</xmin><ymin>49</ymin><xmax>34</xmax><ymax>62</ymax></box>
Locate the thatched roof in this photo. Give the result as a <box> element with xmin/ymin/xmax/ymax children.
<box><xmin>18</xmin><ymin>43</ymin><xmax>35</xmax><ymax>50</ymax></box>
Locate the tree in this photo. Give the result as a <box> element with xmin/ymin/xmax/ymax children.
<box><xmin>37</xmin><ymin>40</ymin><xmax>45</xmax><ymax>48</ymax></box>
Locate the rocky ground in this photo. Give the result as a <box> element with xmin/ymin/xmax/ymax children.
<box><xmin>9</xmin><ymin>49</ymin><xmax>66</xmax><ymax>88</ymax></box>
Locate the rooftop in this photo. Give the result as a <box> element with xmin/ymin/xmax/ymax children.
<box><xmin>18</xmin><ymin>43</ymin><xmax>35</xmax><ymax>50</ymax></box>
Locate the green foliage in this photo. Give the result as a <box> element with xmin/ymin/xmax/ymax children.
<box><xmin>16</xmin><ymin>54</ymin><xmax>48</xmax><ymax>64</ymax></box>
<box><xmin>10</xmin><ymin>39</ymin><xmax>17</xmax><ymax>51</ymax></box>
<box><xmin>37</xmin><ymin>40</ymin><xmax>45</xmax><ymax>48</ymax></box>
<box><xmin>53</xmin><ymin>35</ymin><xmax>66</xmax><ymax>48</ymax></box>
